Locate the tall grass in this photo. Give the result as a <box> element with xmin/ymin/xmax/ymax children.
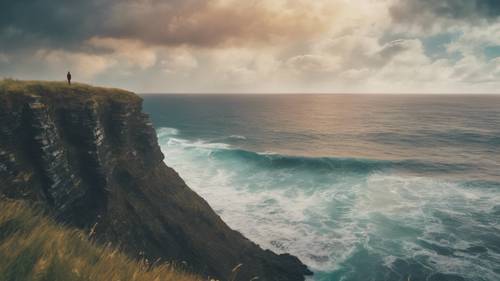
<box><xmin>0</xmin><ymin>199</ymin><xmax>203</xmax><ymax>281</ymax></box>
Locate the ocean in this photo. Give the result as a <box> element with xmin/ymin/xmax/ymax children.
<box><xmin>142</xmin><ymin>94</ymin><xmax>500</xmax><ymax>281</ymax></box>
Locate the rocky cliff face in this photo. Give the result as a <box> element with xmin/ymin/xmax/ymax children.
<box><xmin>0</xmin><ymin>80</ymin><xmax>312</xmax><ymax>281</ymax></box>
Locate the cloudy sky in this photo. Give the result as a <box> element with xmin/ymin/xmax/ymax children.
<box><xmin>1</xmin><ymin>0</ymin><xmax>500</xmax><ymax>93</ymax></box>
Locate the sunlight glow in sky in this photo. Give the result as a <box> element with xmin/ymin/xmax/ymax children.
<box><xmin>1</xmin><ymin>0</ymin><xmax>500</xmax><ymax>93</ymax></box>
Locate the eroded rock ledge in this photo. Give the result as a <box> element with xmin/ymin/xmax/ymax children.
<box><xmin>0</xmin><ymin>80</ymin><xmax>312</xmax><ymax>281</ymax></box>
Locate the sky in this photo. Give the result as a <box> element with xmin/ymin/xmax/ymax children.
<box><xmin>1</xmin><ymin>0</ymin><xmax>500</xmax><ymax>93</ymax></box>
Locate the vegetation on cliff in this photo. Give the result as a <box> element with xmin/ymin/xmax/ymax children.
<box><xmin>0</xmin><ymin>79</ymin><xmax>139</xmax><ymax>103</ymax></box>
<box><xmin>0</xmin><ymin>79</ymin><xmax>311</xmax><ymax>281</ymax></box>
<box><xmin>0</xmin><ymin>198</ymin><xmax>202</xmax><ymax>281</ymax></box>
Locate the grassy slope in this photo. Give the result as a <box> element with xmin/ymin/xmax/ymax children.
<box><xmin>0</xmin><ymin>199</ymin><xmax>202</xmax><ymax>281</ymax></box>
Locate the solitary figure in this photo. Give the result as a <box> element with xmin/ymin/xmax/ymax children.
<box><xmin>67</xmin><ymin>71</ymin><xmax>72</xmax><ymax>85</ymax></box>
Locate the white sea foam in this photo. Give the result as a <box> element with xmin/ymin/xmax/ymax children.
<box><xmin>156</xmin><ymin>127</ymin><xmax>500</xmax><ymax>279</ymax></box>
<box><xmin>229</xmin><ymin>135</ymin><xmax>247</xmax><ymax>140</ymax></box>
<box><xmin>157</xmin><ymin>127</ymin><xmax>179</xmax><ymax>137</ymax></box>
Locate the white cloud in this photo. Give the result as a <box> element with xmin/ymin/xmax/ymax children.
<box><xmin>35</xmin><ymin>49</ymin><xmax>114</xmax><ymax>79</ymax></box>
<box><xmin>161</xmin><ymin>49</ymin><xmax>199</xmax><ymax>75</ymax></box>
<box><xmin>4</xmin><ymin>0</ymin><xmax>500</xmax><ymax>93</ymax></box>
<box><xmin>286</xmin><ymin>55</ymin><xmax>341</xmax><ymax>74</ymax></box>
<box><xmin>88</xmin><ymin>37</ymin><xmax>158</xmax><ymax>69</ymax></box>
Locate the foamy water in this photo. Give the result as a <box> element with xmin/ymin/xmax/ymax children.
<box><xmin>145</xmin><ymin>94</ymin><xmax>500</xmax><ymax>281</ymax></box>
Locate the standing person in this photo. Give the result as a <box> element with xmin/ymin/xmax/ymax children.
<box><xmin>67</xmin><ymin>71</ymin><xmax>72</xmax><ymax>85</ymax></box>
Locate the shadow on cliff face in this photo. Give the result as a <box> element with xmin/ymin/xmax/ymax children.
<box><xmin>0</xmin><ymin>80</ymin><xmax>313</xmax><ymax>281</ymax></box>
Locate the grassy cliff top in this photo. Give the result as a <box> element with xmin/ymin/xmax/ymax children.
<box><xmin>0</xmin><ymin>198</ymin><xmax>202</xmax><ymax>281</ymax></box>
<box><xmin>0</xmin><ymin>79</ymin><xmax>141</xmax><ymax>104</ymax></box>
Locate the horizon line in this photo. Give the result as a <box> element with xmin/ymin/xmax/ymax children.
<box><xmin>139</xmin><ymin>92</ymin><xmax>500</xmax><ymax>95</ymax></box>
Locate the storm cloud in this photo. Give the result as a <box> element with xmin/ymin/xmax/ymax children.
<box><xmin>0</xmin><ymin>0</ymin><xmax>108</xmax><ymax>50</ymax></box>
<box><xmin>1</xmin><ymin>0</ymin><xmax>500</xmax><ymax>93</ymax></box>
<box><xmin>0</xmin><ymin>0</ymin><xmax>333</xmax><ymax>50</ymax></box>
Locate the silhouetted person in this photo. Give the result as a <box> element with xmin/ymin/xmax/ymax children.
<box><xmin>67</xmin><ymin>71</ymin><xmax>72</xmax><ymax>85</ymax></box>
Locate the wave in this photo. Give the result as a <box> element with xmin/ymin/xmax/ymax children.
<box><xmin>228</xmin><ymin>134</ymin><xmax>247</xmax><ymax>140</ymax></box>
<box><xmin>157</xmin><ymin>127</ymin><xmax>179</xmax><ymax>137</ymax></box>
<box><xmin>210</xmin><ymin>148</ymin><xmax>475</xmax><ymax>175</ymax></box>
<box><xmin>208</xmin><ymin>134</ymin><xmax>248</xmax><ymax>143</ymax></box>
<box><xmin>157</xmin><ymin>127</ymin><xmax>475</xmax><ymax>176</ymax></box>
<box><xmin>155</xmin><ymin>127</ymin><xmax>500</xmax><ymax>280</ymax></box>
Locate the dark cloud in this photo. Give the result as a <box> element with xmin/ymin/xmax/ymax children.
<box><xmin>390</xmin><ymin>0</ymin><xmax>500</xmax><ymax>24</ymax></box>
<box><xmin>0</xmin><ymin>0</ymin><xmax>329</xmax><ymax>51</ymax></box>
<box><xmin>0</xmin><ymin>0</ymin><xmax>112</xmax><ymax>51</ymax></box>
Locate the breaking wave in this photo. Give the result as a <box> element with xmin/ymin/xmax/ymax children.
<box><xmin>156</xmin><ymin>127</ymin><xmax>500</xmax><ymax>281</ymax></box>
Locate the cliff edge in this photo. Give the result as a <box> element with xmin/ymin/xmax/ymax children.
<box><xmin>0</xmin><ymin>80</ymin><xmax>312</xmax><ymax>281</ymax></box>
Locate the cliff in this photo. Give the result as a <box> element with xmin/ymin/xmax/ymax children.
<box><xmin>0</xmin><ymin>80</ymin><xmax>312</xmax><ymax>281</ymax></box>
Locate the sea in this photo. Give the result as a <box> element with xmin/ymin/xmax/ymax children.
<box><xmin>142</xmin><ymin>94</ymin><xmax>500</xmax><ymax>281</ymax></box>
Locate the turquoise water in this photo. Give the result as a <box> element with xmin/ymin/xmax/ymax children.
<box><xmin>142</xmin><ymin>94</ymin><xmax>500</xmax><ymax>281</ymax></box>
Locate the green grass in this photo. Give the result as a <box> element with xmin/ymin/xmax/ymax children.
<box><xmin>0</xmin><ymin>199</ymin><xmax>203</xmax><ymax>281</ymax></box>
<box><xmin>0</xmin><ymin>79</ymin><xmax>140</xmax><ymax>103</ymax></box>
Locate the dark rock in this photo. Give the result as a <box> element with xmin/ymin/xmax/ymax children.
<box><xmin>0</xmin><ymin>80</ymin><xmax>312</xmax><ymax>281</ymax></box>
